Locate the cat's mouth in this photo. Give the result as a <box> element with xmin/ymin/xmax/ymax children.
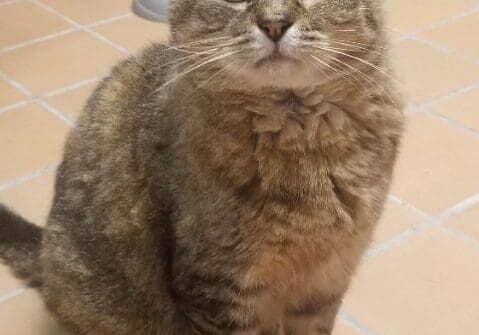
<box><xmin>256</xmin><ymin>50</ymin><xmax>294</xmax><ymax>67</ymax></box>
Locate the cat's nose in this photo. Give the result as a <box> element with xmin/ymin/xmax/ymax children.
<box><xmin>257</xmin><ymin>19</ymin><xmax>293</xmax><ymax>42</ymax></box>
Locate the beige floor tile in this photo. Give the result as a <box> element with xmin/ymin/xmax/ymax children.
<box><xmin>0</xmin><ymin>104</ymin><xmax>69</xmax><ymax>185</ymax></box>
<box><xmin>343</xmin><ymin>229</ymin><xmax>479</xmax><ymax>335</ymax></box>
<box><xmin>333</xmin><ymin>322</ymin><xmax>361</xmax><ymax>335</ymax></box>
<box><xmin>432</xmin><ymin>87</ymin><xmax>479</xmax><ymax>131</ymax></box>
<box><xmin>0</xmin><ymin>1</ymin><xmax>71</xmax><ymax>49</ymax></box>
<box><xmin>0</xmin><ymin>290</ymin><xmax>68</xmax><ymax>335</ymax></box>
<box><xmin>0</xmin><ymin>173</ymin><xmax>56</xmax><ymax>226</ymax></box>
<box><xmin>422</xmin><ymin>12</ymin><xmax>479</xmax><ymax>59</ymax></box>
<box><xmin>446</xmin><ymin>204</ymin><xmax>479</xmax><ymax>241</ymax></box>
<box><xmin>384</xmin><ymin>0</ymin><xmax>478</xmax><ymax>33</ymax></box>
<box><xmin>46</xmin><ymin>83</ymin><xmax>97</xmax><ymax>120</ymax></box>
<box><xmin>94</xmin><ymin>16</ymin><xmax>170</xmax><ymax>53</ymax></box>
<box><xmin>0</xmin><ymin>79</ymin><xmax>25</xmax><ymax>107</ymax></box>
<box><xmin>0</xmin><ymin>265</ymin><xmax>22</xmax><ymax>296</ymax></box>
<box><xmin>391</xmin><ymin>113</ymin><xmax>479</xmax><ymax>214</ymax></box>
<box><xmin>392</xmin><ymin>40</ymin><xmax>479</xmax><ymax>103</ymax></box>
<box><xmin>42</xmin><ymin>0</ymin><xmax>131</xmax><ymax>25</ymax></box>
<box><xmin>372</xmin><ymin>201</ymin><xmax>423</xmax><ymax>245</ymax></box>
<box><xmin>0</xmin><ymin>32</ymin><xmax>123</xmax><ymax>95</ymax></box>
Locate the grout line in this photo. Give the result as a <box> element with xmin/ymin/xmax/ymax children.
<box><xmin>400</xmin><ymin>85</ymin><xmax>479</xmax><ymax>138</ymax></box>
<box><xmin>0</xmin><ymin>70</ymin><xmax>32</xmax><ymax>96</ymax></box>
<box><xmin>83</xmin><ymin>27</ymin><xmax>130</xmax><ymax>54</ymax></box>
<box><xmin>367</xmin><ymin>192</ymin><xmax>479</xmax><ymax>260</ymax></box>
<box><xmin>394</xmin><ymin>4</ymin><xmax>479</xmax><ymax>42</ymax></box>
<box><xmin>0</xmin><ymin>164</ymin><xmax>59</xmax><ymax>193</ymax></box>
<box><xmin>422</xmin><ymin>109</ymin><xmax>479</xmax><ymax>137</ymax></box>
<box><xmin>436</xmin><ymin>192</ymin><xmax>479</xmax><ymax>222</ymax></box>
<box><xmin>0</xmin><ymin>101</ymin><xmax>30</xmax><ymax>115</ymax></box>
<box><xmin>0</xmin><ymin>75</ymin><xmax>102</xmax><ymax>116</ymax></box>
<box><xmin>0</xmin><ymin>12</ymin><xmax>133</xmax><ymax>55</ymax></box>
<box><xmin>0</xmin><ymin>288</ymin><xmax>26</xmax><ymax>304</ymax></box>
<box><xmin>0</xmin><ymin>69</ymin><xmax>74</xmax><ymax>125</ymax></box>
<box><xmin>388</xmin><ymin>4</ymin><xmax>479</xmax><ymax>131</ymax></box>
<box><xmin>31</xmin><ymin>0</ymin><xmax>130</xmax><ymax>55</ymax></box>
<box><xmin>418</xmin><ymin>81</ymin><xmax>479</xmax><ymax>109</ymax></box>
<box><xmin>338</xmin><ymin>311</ymin><xmax>380</xmax><ymax>335</ymax></box>
<box><xmin>365</xmin><ymin>220</ymin><xmax>432</xmax><ymax>260</ymax></box>
<box><xmin>404</xmin><ymin>80</ymin><xmax>479</xmax><ymax>136</ymax></box>
<box><xmin>37</xmin><ymin>100</ymin><xmax>74</xmax><ymax>125</ymax></box>
<box><xmin>439</xmin><ymin>225</ymin><xmax>479</xmax><ymax>251</ymax></box>
<box><xmin>410</xmin><ymin>36</ymin><xmax>479</xmax><ymax>66</ymax></box>
<box><xmin>41</xmin><ymin>76</ymin><xmax>101</xmax><ymax>98</ymax></box>
<box><xmin>86</xmin><ymin>13</ymin><xmax>134</xmax><ymax>28</ymax></box>
<box><xmin>0</xmin><ymin>0</ymin><xmax>22</xmax><ymax>7</ymax></box>
<box><xmin>388</xmin><ymin>194</ymin><xmax>429</xmax><ymax>219</ymax></box>
<box><xmin>0</xmin><ymin>96</ymin><xmax>74</xmax><ymax>123</ymax></box>
<box><xmin>0</xmin><ymin>28</ymin><xmax>77</xmax><ymax>54</ymax></box>
<box><xmin>0</xmin><ymin>1</ymin><xmax>129</xmax><ymax>123</ymax></box>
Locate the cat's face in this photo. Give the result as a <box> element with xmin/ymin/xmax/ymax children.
<box><xmin>169</xmin><ymin>0</ymin><xmax>385</xmax><ymax>89</ymax></box>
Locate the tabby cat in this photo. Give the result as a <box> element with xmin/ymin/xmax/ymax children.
<box><xmin>0</xmin><ymin>0</ymin><xmax>404</xmax><ymax>334</ymax></box>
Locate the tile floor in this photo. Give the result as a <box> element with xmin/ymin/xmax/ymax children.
<box><xmin>0</xmin><ymin>0</ymin><xmax>478</xmax><ymax>334</ymax></box>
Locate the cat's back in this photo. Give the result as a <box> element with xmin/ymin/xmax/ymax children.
<box><xmin>50</xmin><ymin>43</ymin><xmax>173</xmax><ymax>227</ymax></box>
<box><xmin>39</xmin><ymin>45</ymin><xmax>180</xmax><ymax>331</ymax></box>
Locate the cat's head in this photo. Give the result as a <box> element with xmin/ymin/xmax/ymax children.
<box><xmin>169</xmin><ymin>0</ymin><xmax>386</xmax><ymax>89</ymax></box>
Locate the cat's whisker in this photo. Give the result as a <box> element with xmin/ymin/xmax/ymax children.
<box><xmin>217</xmin><ymin>59</ymin><xmax>249</xmax><ymax>90</ymax></box>
<box><xmin>304</xmin><ymin>54</ymin><xmax>330</xmax><ymax>78</ymax></box>
<box><xmin>184</xmin><ymin>39</ymin><xmax>249</xmax><ymax>52</ymax></box>
<box><xmin>157</xmin><ymin>49</ymin><xmax>222</xmax><ymax>69</ymax></box>
<box><xmin>175</xmin><ymin>36</ymin><xmax>231</xmax><ymax>47</ymax></box>
<box><xmin>304</xmin><ymin>39</ymin><xmax>388</xmax><ymax>54</ymax></box>
<box><xmin>304</xmin><ymin>34</ymin><xmax>388</xmax><ymax>51</ymax></box>
<box><xmin>156</xmin><ymin>37</ymin><xmax>240</xmax><ymax>54</ymax></box>
<box><xmin>321</xmin><ymin>53</ymin><xmax>396</xmax><ymax>104</ymax></box>
<box><xmin>321</xmin><ymin>53</ymin><xmax>387</xmax><ymax>102</ymax></box>
<box><xmin>311</xmin><ymin>44</ymin><xmax>378</xmax><ymax>57</ymax></box>
<box><xmin>306</xmin><ymin>53</ymin><xmax>362</xmax><ymax>94</ymax></box>
<box><xmin>317</xmin><ymin>39</ymin><xmax>383</xmax><ymax>56</ymax></box>
<box><xmin>305</xmin><ymin>53</ymin><xmax>340</xmax><ymax>78</ymax></box>
<box><xmin>156</xmin><ymin>37</ymin><xmax>248</xmax><ymax>72</ymax></box>
<box><xmin>157</xmin><ymin>36</ymin><xmax>232</xmax><ymax>53</ymax></box>
<box><xmin>196</xmin><ymin>60</ymin><xmax>240</xmax><ymax>90</ymax></box>
<box><xmin>171</xmin><ymin>37</ymin><xmax>248</xmax><ymax>53</ymax></box>
<box><xmin>304</xmin><ymin>41</ymin><xmax>396</xmax><ymax>103</ymax></box>
<box><xmin>309</xmin><ymin>45</ymin><xmax>395</xmax><ymax>83</ymax></box>
<box><xmin>321</xmin><ymin>46</ymin><xmax>404</xmax><ymax>93</ymax></box>
<box><xmin>162</xmin><ymin>50</ymin><xmax>244</xmax><ymax>88</ymax></box>
<box><xmin>156</xmin><ymin>42</ymin><xmax>206</xmax><ymax>54</ymax></box>
<box><xmin>329</xmin><ymin>38</ymin><xmax>387</xmax><ymax>50</ymax></box>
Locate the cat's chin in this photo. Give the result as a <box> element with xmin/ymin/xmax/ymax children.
<box><xmin>255</xmin><ymin>54</ymin><xmax>295</xmax><ymax>68</ymax></box>
<box><xmin>236</xmin><ymin>60</ymin><xmax>328</xmax><ymax>90</ymax></box>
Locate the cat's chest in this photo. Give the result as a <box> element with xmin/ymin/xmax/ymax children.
<box><xmin>249</xmin><ymin>88</ymin><xmax>355</xmax><ymax>151</ymax></box>
<box><xmin>238</xmin><ymin>210</ymin><xmax>361</xmax><ymax>325</ymax></box>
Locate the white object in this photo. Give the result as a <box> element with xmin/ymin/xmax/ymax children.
<box><xmin>132</xmin><ymin>0</ymin><xmax>169</xmax><ymax>22</ymax></box>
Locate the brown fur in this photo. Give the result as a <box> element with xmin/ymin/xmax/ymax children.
<box><xmin>0</xmin><ymin>0</ymin><xmax>404</xmax><ymax>334</ymax></box>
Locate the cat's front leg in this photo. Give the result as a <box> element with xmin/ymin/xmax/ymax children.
<box><xmin>174</xmin><ymin>273</ymin><xmax>265</xmax><ymax>335</ymax></box>
<box><xmin>283</xmin><ymin>294</ymin><xmax>342</xmax><ymax>335</ymax></box>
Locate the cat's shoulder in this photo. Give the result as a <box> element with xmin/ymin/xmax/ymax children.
<box><xmin>76</xmin><ymin>44</ymin><xmax>174</xmax><ymax>125</ymax></box>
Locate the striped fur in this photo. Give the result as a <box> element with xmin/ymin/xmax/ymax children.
<box><xmin>0</xmin><ymin>0</ymin><xmax>403</xmax><ymax>334</ymax></box>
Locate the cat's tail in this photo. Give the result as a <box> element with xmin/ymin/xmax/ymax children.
<box><xmin>0</xmin><ymin>204</ymin><xmax>43</xmax><ymax>286</ymax></box>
